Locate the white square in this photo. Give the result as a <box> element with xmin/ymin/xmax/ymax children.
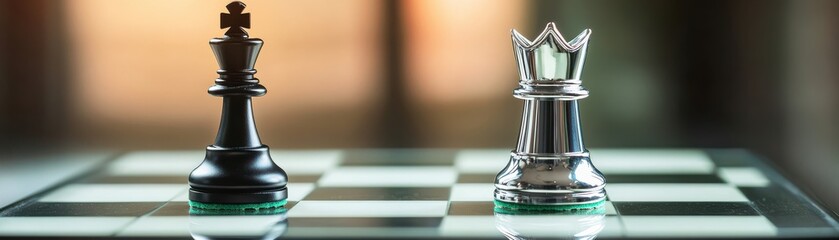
<box><xmin>449</xmin><ymin>184</ymin><xmax>495</xmax><ymax>201</ymax></box>
<box><xmin>272</xmin><ymin>150</ymin><xmax>342</xmax><ymax>174</ymax></box>
<box><xmin>591</xmin><ymin>149</ymin><xmax>714</xmax><ymax>174</ymax></box>
<box><xmin>288</xmin><ymin>201</ymin><xmax>448</xmax><ymax>217</ymax></box>
<box><xmin>0</xmin><ymin>217</ymin><xmax>134</xmax><ymax>236</ymax></box>
<box><xmin>599</xmin><ymin>216</ymin><xmax>624</xmax><ymax>237</ymax></box>
<box><xmin>454</xmin><ymin>149</ymin><xmax>510</xmax><ymax>174</ymax></box>
<box><xmin>439</xmin><ymin>216</ymin><xmax>502</xmax><ymax>237</ymax></box>
<box><xmin>605</xmin><ymin>184</ymin><xmax>748</xmax><ymax>202</ymax></box>
<box><xmin>40</xmin><ymin>184</ymin><xmax>185</xmax><ymax>202</ymax></box>
<box><xmin>0</xmin><ymin>152</ymin><xmax>112</xmax><ymax>209</ymax></box>
<box><xmin>491</xmin><ymin>214</ymin><xmax>621</xmax><ymax>238</ymax></box>
<box><xmin>622</xmin><ymin>216</ymin><xmax>777</xmax><ymax>237</ymax></box>
<box><xmin>172</xmin><ymin>191</ymin><xmax>188</xmax><ymax>202</ymax></box>
<box><xmin>718</xmin><ymin>167</ymin><xmax>770</xmax><ymax>187</ymax></box>
<box><xmin>318</xmin><ymin>167</ymin><xmax>457</xmax><ymax>187</ymax></box>
<box><xmin>106</xmin><ymin>151</ymin><xmax>203</xmax><ymax>176</ymax></box>
<box><xmin>172</xmin><ymin>183</ymin><xmax>315</xmax><ymax>202</ymax></box>
<box><xmin>604</xmin><ymin>201</ymin><xmax>618</xmax><ymax>215</ymax></box>
<box><xmin>285</xmin><ymin>183</ymin><xmax>316</xmax><ymax>201</ymax></box>
<box><xmin>119</xmin><ymin>215</ymin><xmax>287</xmax><ymax>237</ymax></box>
<box><xmin>118</xmin><ymin>216</ymin><xmax>190</xmax><ymax>236</ymax></box>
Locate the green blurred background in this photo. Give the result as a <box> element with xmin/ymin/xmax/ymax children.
<box><xmin>0</xmin><ymin>0</ymin><xmax>837</xmax><ymax>213</ymax></box>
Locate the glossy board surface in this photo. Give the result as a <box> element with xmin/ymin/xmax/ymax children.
<box><xmin>0</xmin><ymin>149</ymin><xmax>836</xmax><ymax>239</ymax></box>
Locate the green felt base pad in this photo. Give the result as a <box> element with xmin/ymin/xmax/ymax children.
<box><xmin>189</xmin><ymin>206</ymin><xmax>287</xmax><ymax>215</ymax></box>
<box><xmin>189</xmin><ymin>199</ymin><xmax>287</xmax><ymax>211</ymax></box>
<box><xmin>493</xmin><ymin>199</ymin><xmax>606</xmax><ymax>213</ymax></box>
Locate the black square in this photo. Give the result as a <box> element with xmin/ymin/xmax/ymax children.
<box><xmin>447</xmin><ymin>201</ymin><xmax>496</xmax><ymax>216</ymax></box>
<box><xmin>3</xmin><ymin>202</ymin><xmax>163</xmax><ymax>217</ymax></box>
<box><xmin>457</xmin><ymin>174</ymin><xmax>496</xmax><ymax>183</ymax></box>
<box><xmin>342</xmin><ymin>149</ymin><xmax>456</xmax><ymax>166</ymax></box>
<box><xmin>83</xmin><ymin>175</ymin><xmax>187</xmax><ymax>184</ymax></box>
<box><xmin>288</xmin><ymin>217</ymin><xmax>442</xmax><ymax>227</ymax></box>
<box><xmin>150</xmin><ymin>202</ymin><xmax>189</xmax><ymax>216</ymax></box>
<box><xmin>605</xmin><ymin>174</ymin><xmax>724</xmax><ymax>184</ymax></box>
<box><xmin>707</xmin><ymin>149</ymin><xmax>755</xmax><ymax>167</ymax></box>
<box><xmin>740</xmin><ymin>186</ymin><xmax>834</xmax><ymax>228</ymax></box>
<box><xmin>288</xmin><ymin>174</ymin><xmax>321</xmax><ymax>183</ymax></box>
<box><xmin>612</xmin><ymin>202</ymin><xmax>759</xmax><ymax>216</ymax></box>
<box><xmin>304</xmin><ymin>187</ymin><xmax>450</xmax><ymax>201</ymax></box>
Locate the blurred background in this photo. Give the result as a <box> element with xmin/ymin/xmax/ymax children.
<box><xmin>0</xmin><ymin>0</ymin><xmax>837</xmax><ymax>212</ymax></box>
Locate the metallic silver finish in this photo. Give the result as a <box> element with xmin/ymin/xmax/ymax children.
<box><xmin>511</xmin><ymin>22</ymin><xmax>590</xmax><ymax>101</ymax></box>
<box><xmin>495</xmin><ymin>22</ymin><xmax>606</xmax><ymax>206</ymax></box>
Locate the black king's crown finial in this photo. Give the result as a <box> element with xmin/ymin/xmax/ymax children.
<box><xmin>221</xmin><ymin>1</ymin><xmax>250</xmax><ymax>38</ymax></box>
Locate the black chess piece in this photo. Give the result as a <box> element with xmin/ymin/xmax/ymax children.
<box><xmin>188</xmin><ymin>1</ymin><xmax>287</xmax><ymax>205</ymax></box>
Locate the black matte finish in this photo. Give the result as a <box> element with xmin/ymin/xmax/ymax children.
<box><xmin>303</xmin><ymin>187</ymin><xmax>450</xmax><ymax>201</ymax></box>
<box><xmin>603</xmin><ymin>174</ymin><xmax>725</xmax><ymax>183</ymax></box>
<box><xmin>613</xmin><ymin>202</ymin><xmax>760</xmax><ymax>216</ymax></box>
<box><xmin>447</xmin><ymin>202</ymin><xmax>497</xmax><ymax>216</ymax></box>
<box><xmin>188</xmin><ymin>1</ymin><xmax>287</xmax><ymax>204</ymax></box>
<box><xmin>740</xmin><ymin>185</ymin><xmax>835</xmax><ymax>228</ymax></box>
<box><xmin>290</xmin><ymin>218</ymin><xmax>442</xmax><ymax>228</ymax></box>
<box><xmin>3</xmin><ymin>202</ymin><xmax>162</xmax><ymax>217</ymax></box>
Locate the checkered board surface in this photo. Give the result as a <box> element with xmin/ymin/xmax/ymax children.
<box><xmin>0</xmin><ymin>149</ymin><xmax>837</xmax><ymax>239</ymax></box>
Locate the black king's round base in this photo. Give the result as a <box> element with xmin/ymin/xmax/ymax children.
<box><xmin>189</xmin><ymin>145</ymin><xmax>287</xmax><ymax>203</ymax></box>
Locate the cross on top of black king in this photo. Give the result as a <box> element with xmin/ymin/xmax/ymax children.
<box><xmin>221</xmin><ymin>1</ymin><xmax>250</xmax><ymax>38</ymax></box>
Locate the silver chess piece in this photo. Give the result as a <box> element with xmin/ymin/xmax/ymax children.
<box><xmin>494</xmin><ymin>22</ymin><xmax>606</xmax><ymax>206</ymax></box>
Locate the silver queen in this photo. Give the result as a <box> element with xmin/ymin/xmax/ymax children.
<box><xmin>494</xmin><ymin>22</ymin><xmax>607</xmax><ymax>207</ymax></box>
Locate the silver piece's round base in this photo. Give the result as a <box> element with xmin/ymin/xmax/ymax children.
<box><xmin>494</xmin><ymin>151</ymin><xmax>606</xmax><ymax>205</ymax></box>
<box><xmin>493</xmin><ymin>188</ymin><xmax>606</xmax><ymax>205</ymax></box>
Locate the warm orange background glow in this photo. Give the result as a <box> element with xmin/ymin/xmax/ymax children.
<box><xmin>67</xmin><ymin>0</ymin><xmax>384</xmax><ymax>147</ymax></box>
<box><xmin>401</xmin><ymin>0</ymin><xmax>527</xmax><ymax>146</ymax></box>
<box><xmin>403</xmin><ymin>0</ymin><xmax>526</xmax><ymax>103</ymax></box>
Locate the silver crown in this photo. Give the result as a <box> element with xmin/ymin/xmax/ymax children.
<box><xmin>512</xmin><ymin>22</ymin><xmax>591</xmax><ymax>100</ymax></box>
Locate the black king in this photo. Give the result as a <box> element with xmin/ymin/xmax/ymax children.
<box><xmin>494</xmin><ymin>23</ymin><xmax>606</xmax><ymax>206</ymax></box>
<box><xmin>189</xmin><ymin>1</ymin><xmax>288</xmax><ymax>204</ymax></box>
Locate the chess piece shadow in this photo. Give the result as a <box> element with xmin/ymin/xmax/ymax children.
<box><xmin>189</xmin><ymin>210</ymin><xmax>288</xmax><ymax>240</ymax></box>
<box><xmin>494</xmin><ymin>209</ymin><xmax>606</xmax><ymax>240</ymax></box>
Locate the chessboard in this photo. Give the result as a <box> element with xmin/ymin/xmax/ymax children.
<box><xmin>0</xmin><ymin>149</ymin><xmax>837</xmax><ymax>239</ymax></box>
